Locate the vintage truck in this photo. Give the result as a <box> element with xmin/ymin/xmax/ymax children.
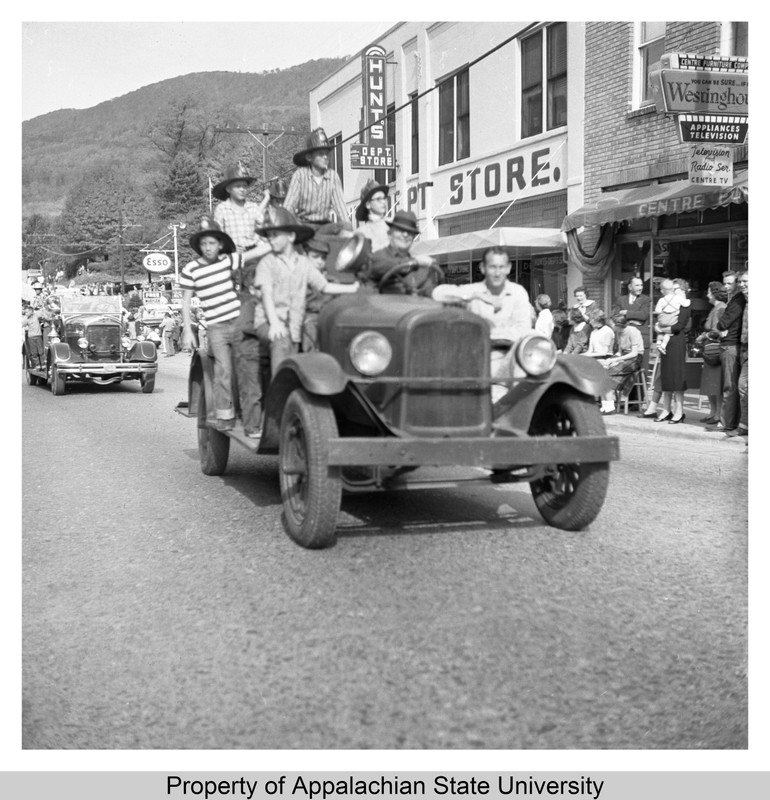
<box><xmin>177</xmin><ymin>235</ymin><xmax>619</xmax><ymax>548</ymax></box>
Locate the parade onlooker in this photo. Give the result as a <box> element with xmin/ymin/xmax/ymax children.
<box><xmin>727</xmin><ymin>270</ymin><xmax>748</xmax><ymax>439</ymax></box>
<box><xmin>534</xmin><ymin>294</ymin><xmax>554</xmax><ymax>339</ymax></box>
<box><xmin>562</xmin><ymin>308</ymin><xmax>590</xmax><ymax>355</ymax></box>
<box><xmin>551</xmin><ymin>305</ymin><xmax>570</xmax><ymax>351</ymax></box>
<box><xmin>283</xmin><ymin>128</ymin><xmax>349</xmax><ymax>228</ymax></box>
<box><xmin>572</xmin><ymin>286</ymin><xmax>595</xmax><ymax>323</ymax></box>
<box><xmin>706</xmin><ymin>270</ymin><xmax>746</xmax><ymax>433</ymax></box>
<box><xmin>597</xmin><ymin>313</ymin><xmax>644</xmax><ymax>415</ymax></box>
<box><xmin>160</xmin><ymin>312</ymin><xmax>176</xmax><ymax>357</ymax></box>
<box><xmin>611</xmin><ymin>276</ymin><xmax>652</xmax><ymax>369</ymax></box>
<box><xmin>696</xmin><ymin>281</ymin><xmax>727</xmax><ymax>425</ymax></box>
<box><xmin>252</xmin><ymin>207</ymin><xmax>359</xmax><ymax>379</ymax></box>
<box><xmin>654</xmin><ymin>277</ymin><xmax>692</xmax><ymax>424</ymax></box>
<box><xmin>355</xmin><ymin>179</ymin><xmax>390</xmax><ymax>252</ymax></box>
<box><xmin>654</xmin><ymin>279</ymin><xmax>690</xmax><ymax>354</ymax></box>
<box><xmin>582</xmin><ymin>308</ymin><xmax>614</xmax><ymax>359</ymax></box>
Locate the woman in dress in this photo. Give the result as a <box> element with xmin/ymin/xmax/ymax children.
<box><xmin>582</xmin><ymin>307</ymin><xmax>615</xmax><ymax>360</ymax></box>
<box><xmin>696</xmin><ymin>281</ymin><xmax>727</xmax><ymax>424</ymax></box>
<box><xmin>654</xmin><ymin>277</ymin><xmax>692</xmax><ymax>424</ymax></box>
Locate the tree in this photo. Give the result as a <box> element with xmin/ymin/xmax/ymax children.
<box><xmin>156</xmin><ymin>153</ymin><xmax>208</xmax><ymax>221</ymax></box>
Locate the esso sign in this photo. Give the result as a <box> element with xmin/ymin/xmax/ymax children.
<box><xmin>143</xmin><ymin>253</ymin><xmax>172</xmax><ymax>273</ymax></box>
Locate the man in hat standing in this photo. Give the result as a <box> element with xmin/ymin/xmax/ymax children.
<box><xmin>252</xmin><ymin>207</ymin><xmax>359</xmax><ymax>378</ymax></box>
<box><xmin>355</xmin><ymin>179</ymin><xmax>390</xmax><ymax>252</ymax></box>
<box><xmin>180</xmin><ymin>217</ymin><xmax>264</xmax><ymax>431</ymax></box>
<box><xmin>212</xmin><ymin>164</ymin><xmax>270</xmax><ymax>254</ymax></box>
<box><xmin>283</xmin><ymin>128</ymin><xmax>350</xmax><ymax>228</ymax></box>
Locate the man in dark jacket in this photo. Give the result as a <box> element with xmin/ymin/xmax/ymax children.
<box><xmin>611</xmin><ymin>276</ymin><xmax>651</xmax><ymax>370</ymax></box>
<box><xmin>706</xmin><ymin>270</ymin><xmax>746</xmax><ymax>432</ymax></box>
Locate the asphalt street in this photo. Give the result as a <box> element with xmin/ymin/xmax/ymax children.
<box><xmin>21</xmin><ymin>354</ymin><xmax>748</xmax><ymax>749</ymax></box>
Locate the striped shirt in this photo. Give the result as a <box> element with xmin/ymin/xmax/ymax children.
<box><xmin>284</xmin><ymin>167</ymin><xmax>349</xmax><ymax>224</ymax></box>
<box><xmin>213</xmin><ymin>199</ymin><xmax>263</xmax><ymax>251</ymax></box>
<box><xmin>179</xmin><ymin>254</ymin><xmax>242</xmax><ymax>325</ymax></box>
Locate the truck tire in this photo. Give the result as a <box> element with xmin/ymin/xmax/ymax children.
<box><xmin>197</xmin><ymin>382</ymin><xmax>229</xmax><ymax>475</ymax></box>
<box><xmin>528</xmin><ymin>389</ymin><xmax>610</xmax><ymax>531</ymax></box>
<box><xmin>279</xmin><ymin>388</ymin><xmax>341</xmax><ymax>549</ymax></box>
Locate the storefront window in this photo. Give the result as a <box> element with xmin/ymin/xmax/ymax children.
<box><xmin>530</xmin><ymin>252</ymin><xmax>568</xmax><ymax>309</ymax></box>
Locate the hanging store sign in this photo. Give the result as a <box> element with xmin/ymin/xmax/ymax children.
<box><xmin>350</xmin><ymin>143</ymin><xmax>395</xmax><ymax>169</ymax></box>
<box><xmin>688</xmin><ymin>144</ymin><xmax>733</xmax><ymax>187</ymax></box>
<box><xmin>650</xmin><ymin>53</ymin><xmax>748</xmax><ymax>145</ymax></box>
<box><xmin>362</xmin><ymin>45</ymin><xmax>387</xmax><ymax>143</ymax></box>
<box><xmin>352</xmin><ymin>44</ymin><xmax>395</xmax><ymax>170</ymax></box>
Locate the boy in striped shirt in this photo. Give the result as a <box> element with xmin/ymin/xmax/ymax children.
<box><xmin>180</xmin><ymin>218</ymin><xmax>263</xmax><ymax>431</ymax></box>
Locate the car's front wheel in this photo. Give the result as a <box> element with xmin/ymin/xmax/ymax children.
<box><xmin>528</xmin><ymin>389</ymin><xmax>609</xmax><ymax>531</ymax></box>
<box><xmin>50</xmin><ymin>365</ymin><xmax>66</xmax><ymax>396</ymax></box>
<box><xmin>279</xmin><ymin>389</ymin><xmax>341</xmax><ymax>549</ymax></box>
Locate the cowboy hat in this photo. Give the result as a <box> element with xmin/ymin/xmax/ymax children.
<box><xmin>292</xmin><ymin>128</ymin><xmax>333</xmax><ymax>167</ymax></box>
<box><xmin>188</xmin><ymin>216</ymin><xmax>236</xmax><ymax>256</ymax></box>
<box><xmin>386</xmin><ymin>210</ymin><xmax>421</xmax><ymax>236</ymax></box>
<box><xmin>355</xmin><ymin>179</ymin><xmax>390</xmax><ymax>222</ymax></box>
<box><xmin>256</xmin><ymin>206</ymin><xmax>314</xmax><ymax>244</ymax></box>
<box><xmin>212</xmin><ymin>164</ymin><xmax>256</xmax><ymax>201</ymax></box>
<box><xmin>304</xmin><ymin>236</ymin><xmax>330</xmax><ymax>255</ymax></box>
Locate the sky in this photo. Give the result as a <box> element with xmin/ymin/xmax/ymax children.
<box><xmin>21</xmin><ymin>20</ymin><xmax>397</xmax><ymax>121</ymax></box>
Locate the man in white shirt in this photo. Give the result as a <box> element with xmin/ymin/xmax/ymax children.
<box><xmin>432</xmin><ymin>247</ymin><xmax>534</xmax><ymax>400</ymax></box>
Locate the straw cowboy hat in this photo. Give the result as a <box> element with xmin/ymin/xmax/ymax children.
<box><xmin>212</xmin><ymin>163</ymin><xmax>256</xmax><ymax>201</ymax></box>
<box><xmin>386</xmin><ymin>210</ymin><xmax>421</xmax><ymax>236</ymax></box>
<box><xmin>355</xmin><ymin>179</ymin><xmax>390</xmax><ymax>222</ymax></box>
<box><xmin>188</xmin><ymin>217</ymin><xmax>236</xmax><ymax>256</ymax></box>
<box><xmin>293</xmin><ymin>128</ymin><xmax>333</xmax><ymax>167</ymax></box>
<box><xmin>256</xmin><ymin>206</ymin><xmax>314</xmax><ymax>244</ymax></box>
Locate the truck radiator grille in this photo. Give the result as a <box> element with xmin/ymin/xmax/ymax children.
<box><xmin>403</xmin><ymin>319</ymin><xmax>490</xmax><ymax>434</ymax></box>
<box><xmin>87</xmin><ymin>325</ymin><xmax>122</xmax><ymax>358</ymax></box>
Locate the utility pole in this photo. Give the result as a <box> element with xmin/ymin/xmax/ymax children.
<box><xmin>214</xmin><ymin>126</ymin><xmax>304</xmax><ymax>185</ymax></box>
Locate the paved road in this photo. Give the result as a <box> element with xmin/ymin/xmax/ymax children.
<box><xmin>21</xmin><ymin>356</ymin><xmax>748</xmax><ymax>749</ymax></box>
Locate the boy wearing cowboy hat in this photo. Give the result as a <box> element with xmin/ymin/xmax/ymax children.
<box><xmin>212</xmin><ymin>163</ymin><xmax>271</xmax><ymax>254</ymax></box>
<box><xmin>180</xmin><ymin>217</ymin><xmax>264</xmax><ymax>431</ymax></box>
<box><xmin>283</xmin><ymin>128</ymin><xmax>350</xmax><ymax>229</ymax></box>
<box><xmin>355</xmin><ymin>179</ymin><xmax>390</xmax><ymax>252</ymax></box>
<box><xmin>252</xmin><ymin>208</ymin><xmax>359</xmax><ymax>377</ymax></box>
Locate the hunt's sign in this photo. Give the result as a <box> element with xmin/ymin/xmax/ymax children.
<box><xmin>362</xmin><ymin>45</ymin><xmax>388</xmax><ymax>142</ymax></box>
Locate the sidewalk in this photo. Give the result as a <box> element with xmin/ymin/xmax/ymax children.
<box><xmin>603</xmin><ymin>390</ymin><xmax>747</xmax><ymax>445</ymax></box>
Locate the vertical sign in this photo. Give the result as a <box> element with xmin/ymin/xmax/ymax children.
<box><xmin>363</xmin><ymin>45</ymin><xmax>387</xmax><ymax>143</ymax></box>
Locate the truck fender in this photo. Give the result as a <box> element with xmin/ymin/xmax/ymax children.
<box><xmin>128</xmin><ymin>340</ymin><xmax>157</xmax><ymax>362</ymax></box>
<box><xmin>493</xmin><ymin>356</ymin><xmax>612</xmax><ymax>432</ymax></box>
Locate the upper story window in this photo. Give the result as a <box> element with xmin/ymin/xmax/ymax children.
<box><xmin>438</xmin><ymin>68</ymin><xmax>470</xmax><ymax>166</ymax></box>
<box><xmin>722</xmin><ymin>21</ymin><xmax>748</xmax><ymax>56</ymax></box>
<box><xmin>521</xmin><ymin>22</ymin><xmax>567</xmax><ymax>139</ymax></box>
<box><xmin>638</xmin><ymin>22</ymin><xmax>666</xmax><ymax>106</ymax></box>
<box><xmin>410</xmin><ymin>92</ymin><xmax>419</xmax><ymax>175</ymax></box>
<box><xmin>327</xmin><ymin>132</ymin><xmax>344</xmax><ymax>187</ymax></box>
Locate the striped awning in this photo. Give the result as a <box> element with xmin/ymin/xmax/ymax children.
<box><xmin>561</xmin><ymin>170</ymin><xmax>748</xmax><ymax>231</ymax></box>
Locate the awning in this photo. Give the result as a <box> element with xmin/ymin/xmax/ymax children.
<box><xmin>411</xmin><ymin>226</ymin><xmax>564</xmax><ymax>259</ymax></box>
<box><xmin>561</xmin><ymin>170</ymin><xmax>748</xmax><ymax>231</ymax></box>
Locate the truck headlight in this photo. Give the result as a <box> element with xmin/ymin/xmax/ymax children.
<box><xmin>77</xmin><ymin>338</ymin><xmax>89</xmax><ymax>349</ymax></box>
<box><xmin>515</xmin><ymin>334</ymin><xmax>557</xmax><ymax>376</ymax></box>
<box><xmin>349</xmin><ymin>331</ymin><xmax>392</xmax><ymax>376</ymax></box>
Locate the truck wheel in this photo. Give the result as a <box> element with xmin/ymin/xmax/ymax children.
<box><xmin>197</xmin><ymin>384</ymin><xmax>229</xmax><ymax>475</ymax></box>
<box><xmin>140</xmin><ymin>374</ymin><xmax>155</xmax><ymax>394</ymax></box>
<box><xmin>26</xmin><ymin>366</ymin><xmax>39</xmax><ymax>386</ymax></box>
<box><xmin>279</xmin><ymin>388</ymin><xmax>341</xmax><ymax>549</ymax></box>
<box><xmin>50</xmin><ymin>366</ymin><xmax>66</xmax><ymax>396</ymax></box>
<box><xmin>528</xmin><ymin>389</ymin><xmax>609</xmax><ymax>531</ymax></box>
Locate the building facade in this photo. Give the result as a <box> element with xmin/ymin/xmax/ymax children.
<box><xmin>309</xmin><ymin>21</ymin><xmax>584</xmax><ymax>302</ymax></box>
<box><xmin>308</xmin><ymin>20</ymin><xmax>748</xmax><ymax>322</ymax></box>
<box><xmin>568</xmin><ymin>21</ymin><xmax>748</xmax><ymax>330</ymax></box>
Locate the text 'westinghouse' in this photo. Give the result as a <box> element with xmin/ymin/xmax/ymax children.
<box><xmin>167</xmin><ymin>775</ymin><xmax>604</xmax><ymax>800</ymax></box>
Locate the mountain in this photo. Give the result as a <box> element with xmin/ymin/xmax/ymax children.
<box><xmin>22</xmin><ymin>57</ymin><xmax>349</xmax><ymax>219</ymax></box>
